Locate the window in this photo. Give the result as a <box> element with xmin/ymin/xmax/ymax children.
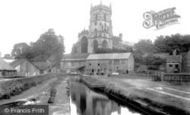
<box><xmin>121</xmin><ymin>60</ymin><xmax>126</xmax><ymax>64</ymax></box>
<box><xmin>169</xmin><ymin>64</ymin><xmax>173</xmax><ymax>67</ymax></box>
<box><xmin>114</xmin><ymin>60</ymin><xmax>120</xmax><ymax>65</ymax></box>
<box><xmin>175</xmin><ymin>64</ymin><xmax>179</xmax><ymax>68</ymax></box>
<box><xmin>95</xmin><ymin>14</ymin><xmax>98</xmax><ymax>20</ymax></box>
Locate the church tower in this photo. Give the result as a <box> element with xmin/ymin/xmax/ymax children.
<box><xmin>88</xmin><ymin>3</ymin><xmax>113</xmax><ymax>53</ymax></box>
<box><xmin>78</xmin><ymin>3</ymin><xmax>113</xmax><ymax>53</ymax></box>
<box><xmin>89</xmin><ymin>3</ymin><xmax>113</xmax><ymax>38</ymax></box>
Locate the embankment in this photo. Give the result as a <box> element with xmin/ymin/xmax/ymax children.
<box><xmin>78</xmin><ymin>76</ymin><xmax>190</xmax><ymax>115</ymax></box>
<box><xmin>0</xmin><ymin>73</ymin><xmax>55</xmax><ymax>100</ymax></box>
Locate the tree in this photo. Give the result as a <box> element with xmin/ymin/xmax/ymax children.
<box><xmin>133</xmin><ymin>39</ymin><xmax>155</xmax><ymax>64</ymax></box>
<box><xmin>143</xmin><ymin>55</ymin><xmax>166</xmax><ymax>70</ymax></box>
<box><xmin>134</xmin><ymin>39</ymin><xmax>155</xmax><ymax>55</ymax></box>
<box><xmin>154</xmin><ymin>34</ymin><xmax>190</xmax><ymax>53</ymax></box>
<box><xmin>11</xmin><ymin>43</ymin><xmax>31</xmax><ymax>59</ymax></box>
<box><xmin>32</xmin><ymin>29</ymin><xmax>64</xmax><ymax>63</ymax></box>
<box><xmin>11</xmin><ymin>29</ymin><xmax>65</xmax><ymax>65</ymax></box>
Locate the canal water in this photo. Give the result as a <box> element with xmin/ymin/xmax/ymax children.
<box><xmin>69</xmin><ymin>81</ymin><xmax>142</xmax><ymax>115</ymax></box>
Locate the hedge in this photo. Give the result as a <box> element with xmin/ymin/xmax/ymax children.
<box><xmin>0</xmin><ymin>74</ymin><xmax>54</xmax><ymax>99</ymax></box>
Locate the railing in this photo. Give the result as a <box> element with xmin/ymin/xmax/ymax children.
<box><xmin>148</xmin><ymin>71</ymin><xmax>190</xmax><ymax>84</ymax></box>
<box><xmin>163</xmin><ymin>73</ymin><xmax>190</xmax><ymax>83</ymax></box>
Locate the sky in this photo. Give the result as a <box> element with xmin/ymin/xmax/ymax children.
<box><xmin>0</xmin><ymin>0</ymin><xmax>189</xmax><ymax>56</ymax></box>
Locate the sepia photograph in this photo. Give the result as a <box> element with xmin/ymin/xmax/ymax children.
<box><xmin>0</xmin><ymin>0</ymin><xmax>190</xmax><ymax>115</ymax></box>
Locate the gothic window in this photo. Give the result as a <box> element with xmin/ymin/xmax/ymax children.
<box><xmin>104</xmin><ymin>24</ymin><xmax>107</xmax><ymax>31</ymax></box>
<box><xmin>95</xmin><ymin>14</ymin><xmax>98</xmax><ymax>20</ymax></box>
<box><xmin>104</xmin><ymin>14</ymin><xmax>106</xmax><ymax>21</ymax></box>
<box><xmin>102</xmin><ymin>40</ymin><xmax>108</xmax><ymax>49</ymax></box>
<box><xmin>81</xmin><ymin>37</ymin><xmax>88</xmax><ymax>53</ymax></box>
<box><xmin>93</xmin><ymin>40</ymin><xmax>98</xmax><ymax>52</ymax></box>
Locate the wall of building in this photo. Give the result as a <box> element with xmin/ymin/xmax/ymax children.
<box><xmin>85</xmin><ymin>58</ymin><xmax>134</xmax><ymax>76</ymax></box>
<box><xmin>16</xmin><ymin>61</ymin><xmax>40</xmax><ymax>76</ymax></box>
<box><xmin>166</xmin><ymin>63</ymin><xmax>181</xmax><ymax>73</ymax></box>
<box><xmin>128</xmin><ymin>54</ymin><xmax>135</xmax><ymax>72</ymax></box>
<box><xmin>182</xmin><ymin>51</ymin><xmax>190</xmax><ymax>72</ymax></box>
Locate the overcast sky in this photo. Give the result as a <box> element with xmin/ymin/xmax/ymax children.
<box><xmin>0</xmin><ymin>0</ymin><xmax>189</xmax><ymax>56</ymax></box>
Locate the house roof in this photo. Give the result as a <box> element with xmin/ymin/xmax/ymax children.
<box><xmin>87</xmin><ymin>53</ymin><xmax>132</xmax><ymax>60</ymax></box>
<box><xmin>3</xmin><ymin>58</ymin><xmax>15</xmax><ymax>64</ymax></box>
<box><xmin>11</xmin><ymin>59</ymin><xmax>50</xmax><ymax>71</ymax></box>
<box><xmin>62</xmin><ymin>53</ymin><xmax>89</xmax><ymax>61</ymax></box>
<box><xmin>0</xmin><ymin>57</ymin><xmax>15</xmax><ymax>70</ymax></box>
<box><xmin>167</xmin><ymin>55</ymin><xmax>182</xmax><ymax>63</ymax></box>
<box><xmin>11</xmin><ymin>59</ymin><xmax>29</xmax><ymax>68</ymax></box>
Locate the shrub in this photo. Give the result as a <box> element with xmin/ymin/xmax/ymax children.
<box><xmin>0</xmin><ymin>74</ymin><xmax>53</xmax><ymax>100</ymax></box>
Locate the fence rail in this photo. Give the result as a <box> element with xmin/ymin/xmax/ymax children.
<box><xmin>148</xmin><ymin>71</ymin><xmax>190</xmax><ymax>83</ymax></box>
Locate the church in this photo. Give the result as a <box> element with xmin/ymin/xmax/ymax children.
<box><xmin>73</xmin><ymin>3</ymin><xmax>123</xmax><ymax>54</ymax></box>
<box><xmin>61</xmin><ymin>3</ymin><xmax>134</xmax><ymax>75</ymax></box>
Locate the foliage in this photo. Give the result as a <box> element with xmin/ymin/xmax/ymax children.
<box><xmin>134</xmin><ymin>39</ymin><xmax>155</xmax><ymax>55</ymax></box>
<box><xmin>154</xmin><ymin>34</ymin><xmax>190</xmax><ymax>53</ymax></box>
<box><xmin>133</xmin><ymin>34</ymin><xmax>190</xmax><ymax>67</ymax></box>
<box><xmin>0</xmin><ymin>74</ymin><xmax>52</xmax><ymax>99</ymax></box>
<box><xmin>11</xmin><ymin>29</ymin><xmax>65</xmax><ymax>64</ymax></box>
<box><xmin>11</xmin><ymin>43</ymin><xmax>31</xmax><ymax>59</ymax></box>
<box><xmin>133</xmin><ymin>39</ymin><xmax>156</xmax><ymax>66</ymax></box>
<box><xmin>143</xmin><ymin>55</ymin><xmax>166</xmax><ymax>70</ymax></box>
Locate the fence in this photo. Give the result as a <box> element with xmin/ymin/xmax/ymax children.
<box><xmin>163</xmin><ymin>73</ymin><xmax>190</xmax><ymax>83</ymax></box>
<box><xmin>149</xmin><ymin>71</ymin><xmax>190</xmax><ymax>84</ymax></box>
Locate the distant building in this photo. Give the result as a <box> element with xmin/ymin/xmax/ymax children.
<box><xmin>11</xmin><ymin>59</ymin><xmax>41</xmax><ymax>76</ymax></box>
<box><xmin>61</xmin><ymin>54</ymin><xmax>89</xmax><ymax>73</ymax></box>
<box><xmin>0</xmin><ymin>57</ymin><xmax>16</xmax><ymax>77</ymax></box>
<box><xmin>61</xmin><ymin>3</ymin><xmax>135</xmax><ymax>76</ymax></box>
<box><xmin>11</xmin><ymin>59</ymin><xmax>59</xmax><ymax>77</ymax></box>
<box><xmin>61</xmin><ymin>53</ymin><xmax>134</xmax><ymax>75</ymax></box>
<box><xmin>85</xmin><ymin>53</ymin><xmax>134</xmax><ymax>75</ymax></box>
<box><xmin>166</xmin><ymin>50</ymin><xmax>182</xmax><ymax>73</ymax></box>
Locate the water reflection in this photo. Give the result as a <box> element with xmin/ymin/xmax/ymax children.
<box><xmin>69</xmin><ymin>81</ymin><xmax>141</xmax><ymax>115</ymax></box>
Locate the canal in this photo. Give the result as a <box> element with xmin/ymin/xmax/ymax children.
<box><xmin>1</xmin><ymin>77</ymin><xmax>186</xmax><ymax>115</ymax></box>
<box><xmin>69</xmin><ymin>81</ymin><xmax>142</xmax><ymax>115</ymax></box>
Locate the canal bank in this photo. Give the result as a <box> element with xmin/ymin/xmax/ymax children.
<box><xmin>69</xmin><ymin>80</ymin><xmax>143</xmax><ymax>115</ymax></box>
<box><xmin>78</xmin><ymin>75</ymin><xmax>190</xmax><ymax>115</ymax></box>
<box><xmin>0</xmin><ymin>74</ymin><xmax>71</xmax><ymax>115</ymax></box>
